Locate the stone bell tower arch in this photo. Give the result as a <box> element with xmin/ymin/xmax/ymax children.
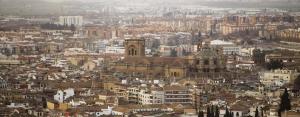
<box><xmin>124</xmin><ymin>38</ymin><xmax>145</xmax><ymax>57</ymax></box>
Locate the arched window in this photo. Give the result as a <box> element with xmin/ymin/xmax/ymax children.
<box><xmin>131</xmin><ymin>48</ymin><xmax>135</xmax><ymax>56</ymax></box>
<box><xmin>236</xmin><ymin>112</ymin><xmax>239</xmax><ymax>117</ymax></box>
<box><xmin>204</xmin><ymin>59</ymin><xmax>209</xmax><ymax>65</ymax></box>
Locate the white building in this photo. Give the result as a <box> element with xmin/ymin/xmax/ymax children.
<box><xmin>209</xmin><ymin>40</ymin><xmax>241</xmax><ymax>55</ymax></box>
<box><xmin>105</xmin><ymin>46</ymin><xmax>125</xmax><ymax>54</ymax></box>
<box><xmin>54</xmin><ymin>88</ymin><xmax>75</xmax><ymax>103</ymax></box>
<box><xmin>159</xmin><ymin>45</ymin><xmax>177</xmax><ymax>56</ymax></box>
<box><xmin>128</xmin><ymin>85</ymin><xmax>192</xmax><ymax>105</ymax></box>
<box><xmin>260</xmin><ymin>69</ymin><xmax>299</xmax><ymax>87</ymax></box>
<box><xmin>95</xmin><ymin>106</ymin><xmax>123</xmax><ymax>116</ymax></box>
<box><xmin>0</xmin><ymin>79</ymin><xmax>8</xmax><ymax>89</ymax></box>
<box><xmin>59</xmin><ymin>16</ymin><xmax>83</xmax><ymax>27</ymax></box>
<box><xmin>164</xmin><ymin>85</ymin><xmax>192</xmax><ymax>104</ymax></box>
<box><xmin>138</xmin><ymin>89</ymin><xmax>165</xmax><ymax>105</ymax></box>
<box><xmin>240</xmin><ymin>47</ymin><xmax>255</xmax><ymax>57</ymax></box>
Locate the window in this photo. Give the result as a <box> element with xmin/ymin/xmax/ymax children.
<box><xmin>213</xmin><ymin>58</ymin><xmax>218</xmax><ymax>65</ymax></box>
<box><xmin>204</xmin><ymin>59</ymin><xmax>209</xmax><ymax>65</ymax></box>
<box><xmin>203</xmin><ymin>68</ymin><xmax>210</xmax><ymax>72</ymax></box>
<box><xmin>236</xmin><ymin>112</ymin><xmax>240</xmax><ymax>117</ymax></box>
<box><xmin>131</xmin><ymin>48</ymin><xmax>135</xmax><ymax>56</ymax></box>
<box><xmin>196</xmin><ymin>60</ymin><xmax>200</xmax><ymax>65</ymax></box>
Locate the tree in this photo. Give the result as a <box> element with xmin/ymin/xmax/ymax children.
<box><xmin>278</xmin><ymin>88</ymin><xmax>291</xmax><ymax>117</ymax></box>
<box><xmin>261</xmin><ymin>107</ymin><xmax>264</xmax><ymax>117</ymax></box>
<box><xmin>42</xmin><ymin>97</ymin><xmax>47</xmax><ymax>108</ymax></box>
<box><xmin>207</xmin><ymin>106</ymin><xmax>211</xmax><ymax>117</ymax></box>
<box><xmin>230</xmin><ymin>112</ymin><xmax>234</xmax><ymax>117</ymax></box>
<box><xmin>198</xmin><ymin>111</ymin><xmax>204</xmax><ymax>117</ymax></box>
<box><xmin>215</xmin><ymin>106</ymin><xmax>220</xmax><ymax>117</ymax></box>
<box><xmin>266</xmin><ymin>59</ymin><xmax>284</xmax><ymax>70</ymax></box>
<box><xmin>170</xmin><ymin>49</ymin><xmax>177</xmax><ymax>57</ymax></box>
<box><xmin>194</xmin><ymin>93</ymin><xmax>198</xmax><ymax>113</ymax></box>
<box><xmin>182</xmin><ymin>49</ymin><xmax>188</xmax><ymax>56</ymax></box>
<box><xmin>151</xmin><ymin>39</ymin><xmax>160</xmax><ymax>49</ymax></box>
<box><xmin>211</xmin><ymin>105</ymin><xmax>215</xmax><ymax>117</ymax></box>
<box><xmin>252</xmin><ymin>49</ymin><xmax>266</xmax><ymax>65</ymax></box>
<box><xmin>293</xmin><ymin>75</ymin><xmax>300</xmax><ymax>90</ymax></box>
<box><xmin>224</xmin><ymin>108</ymin><xmax>230</xmax><ymax>117</ymax></box>
<box><xmin>255</xmin><ymin>107</ymin><xmax>259</xmax><ymax>117</ymax></box>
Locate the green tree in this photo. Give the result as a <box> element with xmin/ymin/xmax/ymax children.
<box><xmin>211</xmin><ymin>105</ymin><xmax>215</xmax><ymax>117</ymax></box>
<box><xmin>151</xmin><ymin>39</ymin><xmax>160</xmax><ymax>49</ymax></box>
<box><xmin>42</xmin><ymin>97</ymin><xmax>47</xmax><ymax>108</ymax></box>
<box><xmin>252</xmin><ymin>49</ymin><xmax>265</xmax><ymax>65</ymax></box>
<box><xmin>170</xmin><ymin>49</ymin><xmax>177</xmax><ymax>57</ymax></box>
<box><xmin>207</xmin><ymin>106</ymin><xmax>211</xmax><ymax>117</ymax></box>
<box><xmin>255</xmin><ymin>107</ymin><xmax>259</xmax><ymax>117</ymax></box>
<box><xmin>182</xmin><ymin>49</ymin><xmax>188</xmax><ymax>56</ymax></box>
<box><xmin>293</xmin><ymin>75</ymin><xmax>300</xmax><ymax>90</ymax></box>
<box><xmin>215</xmin><ymin>106</ymin><xmax>220</xmax><ymax>117</ymax></box>
<box><xmin>278</xmin><ymin>88</ymin><xmax>291</xmax><ymax>117</ymax></box>
<box><xmin>230</xmin><ymin>112</ymin><xmax>234</xmax><ymax>117</ymax></box>
<box><xmin>198</xmin><ymin>111</ymin><xmax>204</xmax><ymax>117</ymax></box>
<box><xmin>261</xmin><ymin>107</ymin><xmax>264</xmax><ymax>117</ymax></box>
<box><xmin>266</xmin><ymin>59</ymin><xmax>284</xmax><ymax>70</ymax></box>
<box><xmin>224</xmin><ymin>108</ymin><xmax>230</xmax><ymax>117</ymax></box>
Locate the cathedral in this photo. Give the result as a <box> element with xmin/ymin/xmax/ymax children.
<box><xmin>112</xmin><ymin>38</ymin><xmax>226</xmax><ymax>78</ymax></box>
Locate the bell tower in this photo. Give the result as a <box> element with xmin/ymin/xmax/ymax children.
<box><xmin>125</xmin><ymin>38</ymin><xmax>145</xmax><ymax>57</ymax></box>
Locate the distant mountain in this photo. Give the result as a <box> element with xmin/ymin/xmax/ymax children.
<box><xmin>0</xmin><ymin>0</ymin><xmax>300</xmax><ymax>16</ymax></box>
<box><xmin>0</xmin><ymin>0</ymin><xmax>62</xmax><ymax>16</ymax></box>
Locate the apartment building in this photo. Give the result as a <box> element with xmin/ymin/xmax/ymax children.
<box><xmin>127</xmin><ymin>85</ymin><xmax>192</xmax><ymax>105</ymax></box>
<box><xmin>260</xmin><ymin>69</ymin><xmax>299</xmax><ymax>87</ymax></box>
<box><xmin>59</xmin><ymin>16</ymin><xmax>83</xmax><ymax>27</ymax></box>
<box><xmin>164</xmin><ymin>85</ymin><xmax>192</xmax><ymax>104</ymax></box>
<box><xmin>138</xmin><ymin>88</ymin><xmax>165</xmax><ymax>105</ymax></box>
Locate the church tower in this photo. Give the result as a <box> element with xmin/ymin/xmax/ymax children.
<box><xmin>125</xmin><ymin>38</ymin><xmax>145</xmax><ymax>57</ymax></box>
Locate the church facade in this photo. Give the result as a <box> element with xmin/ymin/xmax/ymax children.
<box><xmin>111</xmin><ymin>38</ymin><xmax>226</xmax><ymax>78</ymax></box>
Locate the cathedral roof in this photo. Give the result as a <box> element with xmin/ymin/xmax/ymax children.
<box><xmin>119</xmin><ymin>56</ymin><xmax>188</xmax><ymax>67</ymax></box>
<box><xmin>194</xmin><ymin>45</ymin><xmax>222</xmax><ymax>58</ymax></box>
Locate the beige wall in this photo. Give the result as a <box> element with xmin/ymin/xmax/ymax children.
<box><xmin>47</xmin><ymin>101</ymin><xmax>55</xmax><ymax>110</ymax></box>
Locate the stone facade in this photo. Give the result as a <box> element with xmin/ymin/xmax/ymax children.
<box><xmin>112</xmin><ymin>38</ymin><xmax>226</xmax><ymax>78</ymax></box>
<box><xmin>124</xmin><ymin>38</ymin><xmax>145</xmax><ymax>57</ymax></box>
<box><xmin>192</xmin><ymin>42</ymin><xmax>226</xmax><ymax>73</ymax></box>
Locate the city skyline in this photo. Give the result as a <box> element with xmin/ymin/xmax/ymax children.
<box><xmin>0</xmin><ymin>0</ymin><xmax>299</xmax><ymax>117</ymax></box>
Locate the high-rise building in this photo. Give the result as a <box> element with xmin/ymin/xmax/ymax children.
<box><xmin>59</xmin><ymin>16</ymin><xmax>83</xmax><ymax>27</ymax></box>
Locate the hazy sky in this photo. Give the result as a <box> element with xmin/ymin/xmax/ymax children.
<box><xmin>1</xmin><ymin>0</ymin><xmax>299</xmax><ymax>16</ymax></box>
